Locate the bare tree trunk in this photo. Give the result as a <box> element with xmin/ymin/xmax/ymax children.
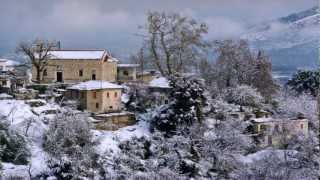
<box><xmin>150</xmin><ymin>34</ymin><xmax>165</xmax><ymax>76</ymax></box>
<box><xmin>36</xmin><ymin>67</ymin><xmax>41</xmax><ymax>83</ymax></box>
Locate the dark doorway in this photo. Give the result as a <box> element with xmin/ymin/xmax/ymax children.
<box><xmin>92</xmin><ymin>70</ymin><xmax>96</xmax><ymax>80</ymax></box>
<box><xmin>57</xmin><ymin>72</ymin><xmax>63</xmax><ymax>82</ymax></box>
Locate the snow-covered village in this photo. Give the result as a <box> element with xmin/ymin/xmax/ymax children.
<box><xmin>0</xmin><ymin>1</ymin><xmax>319</xmax><ymax>179</ymax></box>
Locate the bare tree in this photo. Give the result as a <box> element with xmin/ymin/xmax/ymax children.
<box><xmin>143</xmin><ymin>11</ymin><xmax>209</xmax><ymax>76</ymax></box>
<box><xmin>130</xmin><ymin>47</ymin><xmax>148</xmax><ymax>81</ymax></box>
<box><xmin>16</xmin><ymin>39</ymin><xmax>56</xmax><ymax>83</ymax></box>
<box><xmin>212</xmin><ymin>40</ymin><xmax>278</xmax><ymax>98</ymax></box>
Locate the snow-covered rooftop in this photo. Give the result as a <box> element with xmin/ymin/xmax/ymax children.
<box><xmin>117</xmin><ymin>64</ymin><xmax>139</xmax><ymax>68</ymax></box>
<box><xmin>252</xmin><ymin>117</ymin><xmax>308</xmax><ymax>123</ymax></box>
<box><xmin>149</xmin><ymin>77</ymin><xmax>171</xmax><ymax>88</ymax></box>
<box><xmin>0</xmin><ymin>59</ymin><xmax>20</xmax><ymax>66</ymax></box>
<box><xmin>0</xmin><ymin>93</ymin><xmax>13</xmax><ymax>99</ymax></box>
<box><xmin>68</xmin><ymin>80</ymin><xmax>123</xmax><ymax>90</ymax></box>
<box><xmin>47</xmin><ymin>50</ymin><xmax>106</xmax><ymax>60</ymax></box>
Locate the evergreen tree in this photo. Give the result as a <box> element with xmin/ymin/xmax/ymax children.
<box><xmin>151</xmin><ymin>74</ymin><xmax>206</xmax><ymax>135</ymax></box>
<box><xmin>287</xmin><ymin>69</ymin><xmax>320</xmax><ymax>97</ymax></box>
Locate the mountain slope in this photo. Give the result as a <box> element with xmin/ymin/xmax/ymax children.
<box><xmin>242</xmin><ymin>7</ymin><xmax>319</xmax><ymax>70</ymax></box>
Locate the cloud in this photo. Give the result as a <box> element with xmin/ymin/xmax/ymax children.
<box><xmin>0</xmin><ymin>0</ymin><xmax>317</xmax><ymax>56</ymax></box>
<box><xmin>46</xmin><ymin>1</ymin><xmax>139</xmax><ymax>32</ymax></box>
<box><xmin>205</xmin><ymin>17</ymin><xmax>246</xmax><ymax>39</ymax></box>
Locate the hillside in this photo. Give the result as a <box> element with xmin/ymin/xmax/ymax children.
<box><xmin>242</xmin><ymin>7</ymin><xmax>319</xmax><ymax>70</ymax></box>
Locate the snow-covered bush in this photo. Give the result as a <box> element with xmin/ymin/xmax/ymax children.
<box><xmin>276</xmin><ymin>92</ymin><xmax>318</xmax><ymax>131</ymax></box>
<box><xmin>151</xmin><ymin>75</ymin><xmax>206</xmax><ymax>135</ymax></box>
<box><xmin>234</xmin><ymin>148</ymin><xmax>320</xmax><ymax>180</ymax></box>
<box><xmin>0</xmin><ymin>119</ymin><xmax>30</xmax><ymax>165</ymax></box>
<box><xmin>42</xmin><ymin>112</ymin><xmax>98</xmax><ymax>179</ymax></box>
<box><xmin>101</xmin><ymin>118</ymin><xmax>254</xmax><ymax>179</ymax></box>
<box><xmin>225</xmin><ymin>85</ymin><xmax>264</xmax><ymax>107</ymax></box>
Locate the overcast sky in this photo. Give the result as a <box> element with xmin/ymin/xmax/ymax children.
<box><xmin>0</xmin><ymin>0</ymin><xmax>317</xmax><ymax>58</ymax></box>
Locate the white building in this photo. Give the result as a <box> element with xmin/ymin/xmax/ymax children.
<box><xmin>0</xmin><ymin>59</ymin><xmax>20</xmax><ymax>89</ymax></box>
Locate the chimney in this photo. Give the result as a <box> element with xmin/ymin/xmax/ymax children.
<box><xmin>57</xmin><ymin>41</ymin><xmax>61</xmax><ymax>50</ymax></box>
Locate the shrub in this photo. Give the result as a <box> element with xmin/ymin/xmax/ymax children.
<box><xmin>225</xmin><ymin>85</ymin><xmax>263</xmax><ymax>107</ymax></box>
<box><xmin>0</xmin><ymin>119</ymin><xmax>30</xmax><ymax>165</ymax></box>
<box><xmin>43</xmin><ymin>112</ymin><xmax>97</xmax><ymax>179</ymax></box>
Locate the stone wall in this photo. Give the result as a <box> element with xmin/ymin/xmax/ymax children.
<box><xmin>32</xmin><ymin>59</ymin><xmax>117</xmax><ymax>83</ymax></box>
<box><xmin>117</xmin><ymin>67</ymin><xmax>137</xmax><ymax>82</ymax></box>
<box><xmin>93</xmin><ymin>113</ymin><xmax>136</xmax><ymax>131</ymax></box>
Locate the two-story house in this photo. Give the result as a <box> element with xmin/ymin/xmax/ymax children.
<box><xmin>67</xmin><ymin>80</ymin><xmax>123</xmax><ymax>113</ymax></box>
<box><xmin>32</xmin><ymin>50</ymin><xmax>117</xmax><ymax>83</ymax></box>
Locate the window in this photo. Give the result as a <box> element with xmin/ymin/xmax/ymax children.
<box><xmin>259</xmin><ymin>124</ymin><xmax>269</xmax><ymax>132</ymax></box>
<box><xmin>92</xmin><ymin>91</ymin><xmax>97</xmax><ymax>99</ymax></box>
<box><xmin>2</xmin><ymin>80</ymin><xmax>7</xmax><ymax>86</ymax></box>
<box><xmin>79</xmin><ymin>69</ymin><xmax>83</xmax><ymax>77</ymax></box>
<box><xmin>109</xmin><ymin>106</ymin><xmax>113</xmax><ymax>109</ymax></box>
<box><xmin>80</xmin><ymin>92</ymin><xmax>85</xmax><ymax>98</ymax></box>
<box><xmin>123</xmin><ymin>70</ymin><xmax>129</xmax><ymax>76</ymax></box>
<box><xmin>267</xmin><ymin>135</ymin><xmax>272</xmax><ymax>145</ymax></box>
<box><xmin>96</xmin><ymin>103</ymin><xmax>99</xmax><ymax>109</ymax></box>
<box><xmin>300</xmin><ymin>124</ymin><xmax>304</xmax><ymax>129</ymax></box>
<box><xmin>57</xmin><ymin>65</ymin><xmax>63</xmax><ymax>71</ymax></box>
<box><xmin>114</xmin><ymin>92</ymin><xmax>117</xmax><ymax>98</ymax></box>
<box><xmin>43</xmin><ymin>69</ymin><xmax>47</xmax><ymax>76</ymax></box>
<box><xmin>92</xmin><ymin>70</ymin><xmax>96</xmax><ymax>80</ymax></box>
<box><xmin>107</xmin><ymin>92</ymin><xmax>110</xmax><ymax>98</ymax></box>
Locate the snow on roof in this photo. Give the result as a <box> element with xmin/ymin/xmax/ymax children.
<box><xmin>94</xmin><ymin>111</ymin><xmax>134</xmax><ymax>118</ymax></box>
<box><xmin>47</xmin><ymin>50</ymin><xmax>106</xmax><ymax>60</ymax></box>
<box><xmin>68</xmin><ymin>80</ymin><xmax>123</xmax><ymax>90</ymax></box>
<box><xmin>109</xmin><ymin>57</ymin><xmax>119</xmax><ymax>62</ymax></box>
<box><xmin>252</xmin><ymin>117</ymin><xmax>308</xmax><ymax>123</ymax></box>
<box><xmin>239</xmin><ymin>150</ymin><xmax>298</xmax><ymax>164</ymax></box>
<box><xmin>0</xmin><ymin>59</ymin><xmax>20</xmax><ymax>66</ymax></box>
<box><xmin>0</xmin><ymin>93</ymin><xmax>13</xmax><ymax>98</ymax></box>
<box><xmin>149</xmin><ymin>77</ymin><xmax>171</xmax><ymax>88</ymax></box>
<box><xmin>118</xmin><ymin>64</ymin><xmax>139</xmax><ymax>68</ymax></box>
<box><xmin>32</xmin><ymin>104</ymin><xmax>60</xmax><ymax>115</ymax></box>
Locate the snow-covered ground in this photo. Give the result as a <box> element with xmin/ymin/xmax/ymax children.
<box><xmin>94</xmin><ymin>120</ymin><xmax>150</xmax><ymax>154</ymax></box>
<box><xmin>0</xmin><ymin>99</ymin><xmax>151</xmax><ymax>178</ymax></box>
<box><xmin>0</xmin><ymin>100</ymin><xmax>49</xmax><ymax>178</ymax></box>
<box><xmin>238</xmin><ymin>149</ymin><xmax>298</xmax><ymax>164</ymax></box>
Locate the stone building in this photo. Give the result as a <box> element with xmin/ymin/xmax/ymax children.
<box><xmin>67</xmin><ymin>80</ymin><xmax>123</xmax><ymax>113</ymax></box>
<box><xmin>117</xmin><ymin>64</ymin><xmax>139</xmax><ymax>83</ymax></box>
<box><xmin>252</xmin><ymin>116</ymin><xmax>309</xmax><ymax>147</ymax></box>
<box><xmin>0</xmin><ymin>59</ymin><xmax>27</xmax><ymax>92</ymax></box>
<box><xmin>137</xmin><ymin>70</ymin><xmax>159</xmax><ymax>83</ymax></box>
<box><xmin>32</xmin><ymin>50</ymin><xmax>118</xmax><ymax>83</ymax></box>
<box><xmin>148</xmin><ymin>77</ymin><xmax>171</xmax><ymax>105</ymax></box>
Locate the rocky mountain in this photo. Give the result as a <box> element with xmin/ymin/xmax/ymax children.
<box><xmin>242</xmin><ymin>7</ymin><xmax>319</xmax><ymax>71</ymax></box>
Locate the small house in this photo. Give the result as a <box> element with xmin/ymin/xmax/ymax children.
<box><xmin>0</xmin><ymin>59</ymin><xmax>24</xmax><ymax>92</ymax></box>
<box><xmin>148</xmin><ymin>77</ymin><xmax>171</xmax><ymax>105</ymax></box>
<box><xmin>252</xmin><ymin>117</ymin><xmax>308</xmax><ymax>147</ymax></box>
<box><xmin>137</xmin><ymin>70</ymin><xmax>159</xmax><ymax>83</ymax></box>
<box><xmin>117</xmin><ymin>64</ymin><xmax>139</xmax><ymax>83</ymax></box>
<box><xmin>67</xmin><ymin>80</ymin><xmax>123</xmax><ymax>113</ymax></box>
